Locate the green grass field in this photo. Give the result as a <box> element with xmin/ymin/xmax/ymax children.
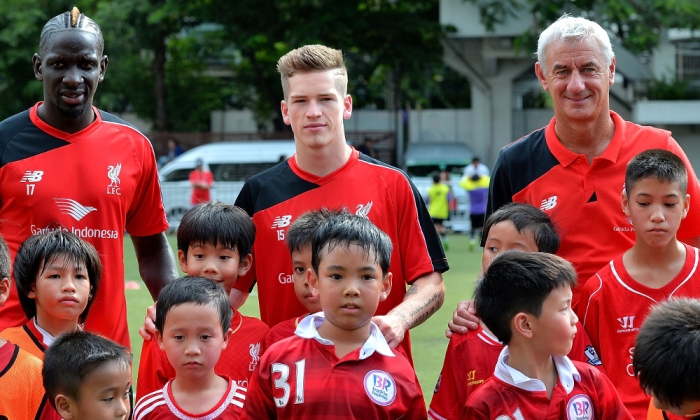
<box><xmin>123</xmin><ymin>234</ymin><xmax>482</xmax><ymax>402</ymax></box>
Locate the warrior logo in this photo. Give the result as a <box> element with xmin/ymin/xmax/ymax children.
<box><xmin>356</xmin><ymin>201</ymin><xmax>373</xmax><ymax>218</ymax></box>
<box><xmin>54</xmin><ymin>198</ymin><xmax>97</xmax><ymax>221</ymax></box>
<box><xmin>249</xmin><ymin>342</ymin><xmax>260</xmax><ymax>371</ymax></box>
<box><xmin>107</xmin><ymin>164</ymin><xmax>121</xmax><ymax>195</ymax></box>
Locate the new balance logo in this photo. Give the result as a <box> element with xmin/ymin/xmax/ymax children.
<box><xmin>271</xmin><ymin>215</ymin><xmax>292</xmax><ymax>229</ymax></box>
<box><xmin>54</xmin><ymin>198</ymin><xmax>97</xmax><ymax>221</ymax></box>
<box><xmin>617</xmin><ymin>316</ymin><xmax>635</xmax><ymax>329</ymax></box>
<box><xmin>539</xmin><ymin>196</ymin><xmax>557</xmax><ymax>211</ymax></box>
<box><xmin>20</xmin><ymin>171</ymin><xmax>43</xmax><ymax>183</ymax></box>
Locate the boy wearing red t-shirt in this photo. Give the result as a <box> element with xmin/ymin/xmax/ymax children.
<box><xmin>262</xmin><ymin>209</ymin><xmax>333</xmax><ymax>352</ymax></box>
<box><xmin>137</xmin><ymin>202</ymin><xmax>269</xmax><ymax>398</ymax></box>
<box><xmin>134</xmin><ymin>277</ymin><xmax>245</xmax><ymax>419</ymax></box>
<box><xmin>246</xmin><ymin>212</ymin><xmax>426</xmax><ymax>419</ymax></box>
<box><xmin>429</xmin><ymin>203</ymin><xmax>602</xmax><ymax>420</ymax></box>
<box><xmin>578</xmin><ymin>149</ymin><xmax>700</xmax><ymax>420</ymax></box>
<box><xmin>463</xmin><ymin>251</ymin><xmax>631</xmax><ymax>419</ymax></box>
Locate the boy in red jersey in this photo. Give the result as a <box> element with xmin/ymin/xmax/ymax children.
<box><xmin>262</xmin><ymin>209</ymin><xmax>333</xmax><ymax>351</ymax></box>
<box><xmin>429</xmin><ymin>203</ymin><xmax>602</xmax><ymax>420</ymax></box>
<box><xmin>0</xmin><ymin>231</ymin><xmax>102</xmax><ymax>360</ymax></box>
<box><xmin>246</xmin><ymin>212</ymin><xmax>426</xmax><ymax>419</ymax></box>
<box><xmin>0</xmin><ymin>235</ymin><xmax>51</xmax><ymax>420</ymax></box>
<box><xmin>43</xmin><ymin>331</ymin><xmax>132</xmax><ymax>420</ymax></box>
<box><xmin>134</xmin><ymin>277</ymin><xmax>245</xmax><ymax>419</ymax></box>
<box><xmin>633</xmin><ymin>298</ymin><xmax>700</xmax><ymax>420</ymax></box>
<box><xmin>463</xmin><ymin>251</ymin><xmax>631</xmax><ymax>419</ymax></box>
<box><xmin>577</xmin><ymin>149</ymin><xmax>700</xmax><ymax>419</ymax></box>
<box><xmin>137</xmin><ymin>202</ymin><xmax>269</xmax><ymax>398</ymax></box>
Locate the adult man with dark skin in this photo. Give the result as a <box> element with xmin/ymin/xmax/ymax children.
<box><xmin>0</xmin><ymin>7</ymin><xmax>178</xmax><ymax>349</ymax></box>
<box><xmin>446</xmin><ymin>15</ymin><xmax>700</xmax><ymax>336</ymax></box>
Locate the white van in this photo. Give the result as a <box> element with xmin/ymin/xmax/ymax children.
<box><xmin>159</xmin><ymin>140</ymin><xmax>297</xmax><ymax>229</ymax></box>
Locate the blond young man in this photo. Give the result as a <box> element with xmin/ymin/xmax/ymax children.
<box><xmin>232</xmin><ymin>45</ymin><xmax>447</xmax><ymax>360</ymax></box>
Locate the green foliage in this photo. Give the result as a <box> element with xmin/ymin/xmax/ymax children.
<box><xmin>646</xmin><ymin>77</ymin><xmax>700</xmax><ymax>100</ymax></box>
<box><xmin>466</xmin><ymin>0</ymin><xmax>700</xmax><ymax>56</ymax></box>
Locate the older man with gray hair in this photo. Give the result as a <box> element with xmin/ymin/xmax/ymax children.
<box><xmin>446</xmin><ymin>15</ymin><xmax>700</xmax><ymax>336</ymax></box>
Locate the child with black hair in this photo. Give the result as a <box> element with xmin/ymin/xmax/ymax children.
<box><xmin>430</xmin><ymin>203</ymin><xmax>602</xmax><ymax>420</ymax></box>
<box><xmin>134</xmin><ymin>277</ymin><xmax>244</xmax><ymax>419</ymax></box>
<box><xmin>463</xmin><ymin>251</ymin><xmax>631</xmax><ymax>419</ymax></box>
<box><xmin>43</xmin><ymin>330</ymin><xmax>132</xmax><ymax>420</ymax></box>
<box><xmin>261</xmin><ymin>208</ymin><xmax>334</xmax><ymax>351</ymax></box>
<box><xmin>246</xmin><ymin>213</ymin><xmax>426</xmax><ymax>419</ymax></box>
<box><xmin>633</xmin><ymin>298</ymin><xmax>700</xmax><ymax>420</ymax></box>
<box><xmin>0</xmin><ymin>230</ymin><xmax>101</xmax><ymax>359</ymax></box>
<box><xmin>137</xmin><ymin>201</ymin><xmax>268</xmax><ymax>397</ymax></box>
<box><xmin>578</xmin><ymin>149</ymin><xmax>700</xmax><ymax>419</ymax></box>
<box><xmin>0</xmin><ymin>234</ymin><xmax>51</xmax><ymax>420</ymax></box>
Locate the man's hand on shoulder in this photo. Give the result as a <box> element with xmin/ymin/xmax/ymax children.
<box><xmin>445</xmin><ymin>300</ymin><xmax>480</xmax><ymax>338</ymax></box>
<box><xmin>372</xmin><ymin>313</ymin><xmax>410</xmax><ymax>348</ymax></box>
<box><xmin>138</xmin><ymin>304</ymin><xmax>157</xmax><ymax>340</ymax></box>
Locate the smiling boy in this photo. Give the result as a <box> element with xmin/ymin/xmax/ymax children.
<box><xmin>245</xmin><ymin>213</ymin><xmax>426</xmax><ymax>419</ymax></box>
<box><xmin>578</xmin><ymin>149</ymin><xmax>700</xmax><ymax>419</ymax></box>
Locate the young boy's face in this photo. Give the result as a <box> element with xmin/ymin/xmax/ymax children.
<box><xmin>57</xmin><ymin>360</ymin><xmax>132</xmax><ymax>420</ymax></box>
<box><xmin>178</xmin><ymin>243</ymin><xmax>252</xmax><ymax>294</ymax></box>
<box><xmin>308</xmin><ymin>243</ymin><xmax>391</xmax><ymax>333</ymax></box>
<box><xmin>482</xmin><ymin>221</ymin><xmax>539</xmax><ymax>270</ymax></box>
<box><xmin>292</xmin><ymin>247</ymin><xmax>321</xmax><ymax>313</ymax></box>
<box><xmin>622</xmin><ymin>178</ymin><xmax>689</xmax><ymax>249</ymax></box>
<box><xmin>652</xmin><ymin>396</ymin><xmax>700</xmax><ymax>417</ymax></box>
<box><xmin>156</xmin><ymin>302</ymin><xmax>232</xmax><ymax>380</ymax></box>
<box><xmin>528</xmin><ymin>285</ymin><xmax>578</xmax><ymax>357</ymax></box>
<box><xmin>29</xmin><ymin>254</ymin><xmax>91</xmax><ymax>326</ymax></box>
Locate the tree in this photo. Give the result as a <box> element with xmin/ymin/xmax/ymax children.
<box><xmin>466</xmin><ymin>0</ymin><xmax>700</xmax><ymax>55</ymax></box>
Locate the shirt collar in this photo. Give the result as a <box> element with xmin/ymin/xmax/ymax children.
<box><xmin>545</xmin><ymin>110</ymin><xmax>624</xmax><ymax>167</ymax></box>
<box><xmin>295</xmin><ymin>312</ymin><xmax>394</xmax><ymax>359</ymax></box>
<box><xmin>32</xmin><ymin>318</ymin><xmax>83</xmax><ymax>347</ymax></box>
<box><xmin>494</xmin><ymin>346</ymin><xmax>580</xmax><ymax>394</ymax></box>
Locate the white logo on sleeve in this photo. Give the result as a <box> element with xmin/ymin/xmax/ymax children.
<box><xmin>54</xmin><ymin>198</ymin><xmax>97</xmax><ymax>221</ymax></box>
<box><xmin>539</xmin><ymin>196</ymin><xmax>558</xmax><ymax>211</ymax></box>
<box><xmin>364</xmin><ymin>370</ymin><xmax>396</xmax><ymax>406</ymax></box>
<box><xmin>107</xmin><ymin>164</ymin><xmax>121</xmax><ymax>195</ymax></box>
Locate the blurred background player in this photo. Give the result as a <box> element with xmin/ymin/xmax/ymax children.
<box><xmin>1</xmin><ymin>231</ymin><xmax>101</xmax><ymax>359</ymax></box>
<box><xmin>43</xmin><ymin>331</ymin><xmax>132</xmax><ymax>420</ymax></box>
<box><xmin>134</xmin><ymin>277</ymin><xmax>245</xmax><ymax>419</ymax></box>
<box><xmin>245</xmin><ymin>213</ymin><xmax>426</xmax><ymax>418</ymax></box>
<box><xmin>137</xmin><ymin>201</ymin><xmax>268</xmax><ymax>397</ymax></box>
<box><xmin>429</xmin><ymin>203</ymin><xmax>602</xmax><ymax>420</ymax></box>
<box><xmin>633</xmin><ymin>298</ymin><xmax>700</xmax><ymax>420</ymax></box>
<box><xmin>190</xmin><ymin>158</ymin><xmax>214</xmax><ymax>205</ymax></box>
<box><xmin>577</xmin><ymin>149</ymin><xmax>700</xmax><ymax>419</ymax></box>
<box><xmin>428</xmin><ymin>172</ymin><xmax>451</xmax><ymax>250</ymax></box>
<box><xmin>460</xmin><ymin>171</ymin><xmax>490</xmax><ymax>251</ymax></box>
<box><xmin>463</xmin><ymin>251</ymin><xmax>631</xmax><ymax>419</ymax></box>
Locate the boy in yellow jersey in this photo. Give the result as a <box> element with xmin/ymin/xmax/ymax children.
<box><xmin>428</xmin><ymin>172</ymin><xmax>452</xmax><ymax>250</ymax></box>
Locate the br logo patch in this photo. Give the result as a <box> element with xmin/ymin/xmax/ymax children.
<box><xmin>567</xmin><ymin>394</ymin><xmax>594</xmax><ymax>420</ymax></box>
<box><xmin>364</xmin><ymin>370</ymin><xmax>397</xmax><ymax>406</ymax></box>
